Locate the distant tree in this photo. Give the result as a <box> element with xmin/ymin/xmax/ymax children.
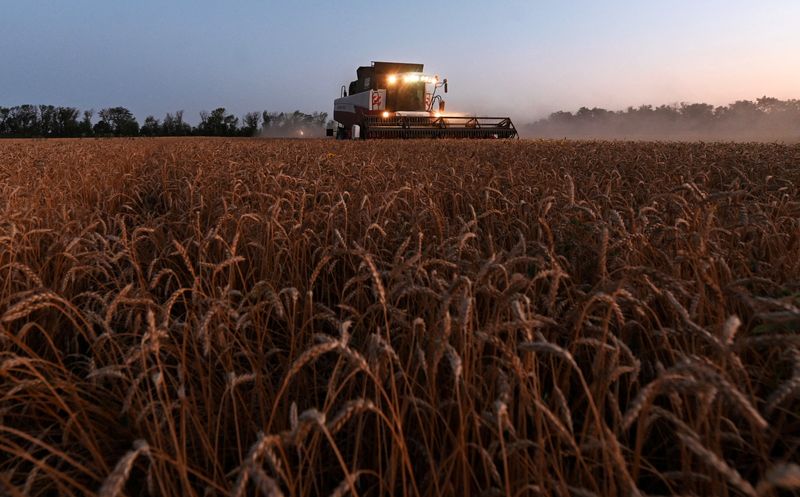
<box><xmin>197</xmin><ymin>107</ymin><xmax>238</xmax><ymax>136</ymax></box>
<box><xmin>198</xmin><ymin>110</ymin><xmax>209</xmax><ymax>134</ymax></box>
<box><xmin>9</xmin><ymin>105</ymin><xmax>39</xmax><ymax>137</ymax></box>
<box><xmin>174</xmin><ymin>110</ymin><xmax>191</xmax><ymax>135</ymax></box>
<box><xmin>549</xmin><ymin>110</ymin><xmax>573</xmax><ymax>122</ymax></box>
<box><xmin>756</xmin><ymin>96</ymin><xmax>782</xmax><ymax>113</ymax></box>
<box><xmin>98</xmin><ymin>107</ymin><xmax>139</xmax><ymax>136</ymax></box>
<box><xmin>80</xmin><ymin>109</ymin><xmax>94</xmax><ymax>136</ymax></box>
<box><xmin>0</xmin><ymin>107</ymin><xmax>10</xmax><ymax>135</ymax></box>
<box><xmin>38</xmin><ymin>105</ymin><xmax>57</xmax><ymax>136</ymax></box>
<box><xmin>716</xmin><ymin>100</ymin><xmax>762</xmax><ymax>133</ymax></box>
<box><xmin>56</xmin><ymin>107</ymin><xmax>81</xmax><ymax>136</ymax></box>
<box><xmin>680</xmin><ymin>103</ymin><xmax>715</xmax><ymax>131</ymax></box>
<box><xmin>223</xmin><ymin>113</ymin><xmax>239</xmax><ymax>136</ymax></box>
<box><xmin>140</xmin><ymin>116</ymin><xmax>161</xmax><ymax>136</ymax></box>
<box><xmin>93</xmin><ymin>119</ymin><xmax>112</xmax><ymax>136</ymax></box>
<box><xmin>162</xmin><ymin>112</ymin><xmax>176</xmax><ymax>135</ymax></box>
<box><xmin>653</xmin><ymin>104</ymin><xmax>680</xmax><ymax>122</ymax></box>
<box><xmin>161</xmin><ymin>110</ymin><xmax>191</xmax><ymax>136</ymax></box>
<box><xmin>241</xmin><ymin>112</ymin><xmax>260</xmax><ymax>136</ymax></box>
<box><xmin>680</xmin><ymin>103</ymin><xmax>714</xmax><ymax>120</ymax></box>
<box><xmin>726</xmin><ymin>100</ymin><xmax>760</xmax><ymax>115</ymax></box>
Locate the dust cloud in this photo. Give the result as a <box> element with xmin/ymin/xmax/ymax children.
<box><xmin>257</xmin><ymin>111</ymin><xmax>329</xmax><ymax>139</ymax></box>
<box><xmin>518</xmin><ymin>98</ymin><xmax>800</xmax><ymax>142</ymax></box>
<box><xmin>258</xmin><ymin>124</ymin><xmax>327</xmax><ymax>139</ymax></box>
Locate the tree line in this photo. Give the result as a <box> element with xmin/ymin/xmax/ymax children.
<box><xmin>0</xmin><ymin>105</ymin><xmax>328</xmax><ymax>138</ymax></box>
<box><xmin>525</xmin><ymin>96</ymin><xmax>800</xmax><ymax>140</ymax></box>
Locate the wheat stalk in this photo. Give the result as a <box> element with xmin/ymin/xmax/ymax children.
<box><xmin>98</xmin><ymin>439</ymin><xmax>150</xmax><ymax>497</ymax></box>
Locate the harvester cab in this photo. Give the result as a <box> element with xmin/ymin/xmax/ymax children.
<box><xmin>327</xmin><ymin>61</ymin><xmax>517</xmax><ymax>139</ymax></box>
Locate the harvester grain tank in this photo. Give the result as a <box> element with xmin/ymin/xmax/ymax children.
<box><xmin>327</xmin><ymin>61</ymin><xmax>517</xmax><ymax>139</ymax></box>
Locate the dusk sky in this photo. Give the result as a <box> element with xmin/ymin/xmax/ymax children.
<box><xmin>2</xmin><ymin>1</ymin><xmax>799</xmax><ymax>123</ymax></box>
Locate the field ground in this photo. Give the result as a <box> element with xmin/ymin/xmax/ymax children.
<box><xmin>1</xmin><ymin>138</ymin><xmax>799</xmax><ymax>497</ymax></box>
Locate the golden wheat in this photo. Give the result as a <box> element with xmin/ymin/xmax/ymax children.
<box><xmin>0</xmin><ymin>138</ymin><xmax>798</xmax><ymax>497</ymax></box>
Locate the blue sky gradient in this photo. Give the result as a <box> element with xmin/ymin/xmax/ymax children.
<box><xmin>1</xmin><ymin>1</ymin><xmax>798</xmax><ymax>123</ymax></box>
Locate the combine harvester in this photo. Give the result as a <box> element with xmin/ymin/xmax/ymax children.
<box><xmin>327</xmin><ymin>61</ymin><xmax>517</xmax><ymax>139</ymax></box>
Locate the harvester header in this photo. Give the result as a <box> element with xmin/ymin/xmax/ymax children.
<box><xmin>327</xmin><ymin>61</ymin><xmax>517</xmax><ymax>139</ymax></box>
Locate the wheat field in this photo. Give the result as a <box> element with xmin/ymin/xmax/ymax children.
<box><xmin>1</xmin><ymin>138</ymin><xmax>799</xmax><ymax>497</ymax></box>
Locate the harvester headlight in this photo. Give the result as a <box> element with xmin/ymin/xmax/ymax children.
<box><xmin>382</xmin><ymin>111</ymin><xmax>390</xmax><ymax>118</ymax></box>
<box><xmin>387</xmin><ymin>74</ymin><xmax>398</xmax><ymax>85</ymax></box>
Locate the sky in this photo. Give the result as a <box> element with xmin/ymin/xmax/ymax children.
<box><xmin>1</xmin><ymin>1</ymin><xmax>799</xmax><ymax>124</ymax></box>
